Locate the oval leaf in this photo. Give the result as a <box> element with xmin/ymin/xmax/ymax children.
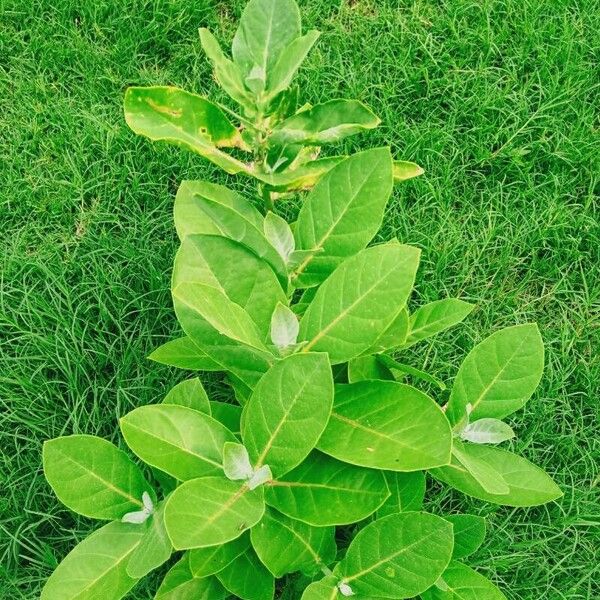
<box><xmin>120</xmin><ymin>405</ymin><xmax>237</xmax><ymax>481</ymax></box>
<box><xmin>41</xmin><ymin>521</ymin><xmax>145</xmax><ymax>600</ymax></box>
<box><xmin>298</xmin><ymin>242</ymin><xmax>420</xmax><ymax>363</ymax></box>
<box><xmin>444</xmin><ymin>514</ymin><xmax>487</xmax><ymax>560</ymax></box>
<box><xmin>334</xmin><ymin>512</ymin><xmax>454</xmax><ymax>598</ymax></box>
<box><xmin>242</xmin><ymin>353</ymin><xmax>334</xmax><ymax>477</ymax></box>
<box><xmin>148</xmin><ymin>336</ymin><xmax>221</xmax><ymax>371</ymax></box>
<box><xmin>446</xmin><ymin>324</ymin><xmax>544</xmax><ymax>425</ymax></box>
<box><xmin>43</xmin><ymin>435</ymin><xmax>151</xmax><ymax>520</ymax></box>
<box><xmin>377</xmin><ymin>471</ymin><xmax>426</xmax><ymax>517</ymax></box>
<box><xmin>265</xmin><ymin>451</ymin><xmax>389</xmax><ymax>526</ymax></box>
<box><xmin>163</xmin><ymin>377</ymin><xmax>211</xmax><ymax>414</ymax></box>
<box><xmin>164</xmin><ymin>476</ymin><xmax>265</xmax><ymax>549</ymax></box>
<box><xmin>216</xmin><ymin>548</ymin><xmax>275</xmax><ymax>600</ymax></box>
<box><xmin>317</xmin><ymin>381</ymin><xmax>452</xmax><ymax>471</ymax></box>
<box><xmin>189</xmin><ymin>533</ymin><xmax>251</xmax><ymax>578</ymax></box>
<box><xmin>156</xmin><ymin>555</ymin><xmax>228</xmax><ymax>600</ymax></box>
<box><xmin>459</xmin><ymin>418</ymin><xmax>515</xmax><ymax>445</ymax></box>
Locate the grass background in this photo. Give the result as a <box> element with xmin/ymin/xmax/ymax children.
<box><xmin>1</xmin><ymin>0</ymin><xmax>598</xmax><ymax>597</ymax></box>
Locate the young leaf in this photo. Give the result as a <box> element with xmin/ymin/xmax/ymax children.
<box><xmin>210</xmin><ymin>401</ymin><xmax>242</xmax><ymax>436</ymax></box>
<box><xmin>173</xmin><ymin>282</ymin><xmax>268</xmax><ymax>352</ymax></box>
<box><xmin>40</xmin><ymin>521</ymin><xmax>145</xmax><ymax>600</ymax></box>
<box><xmin>164</xmin><ymin>476</ymin><xmax>265</xmax><ymax>549</ymax></box>
<box><xmin>459</xmin><ymin>418</ymin><xmax>516</xmax><ymax>444</ymax></box>
<box><xmin>223</xmin><ymin>442</ymin><xmax>254</xmax><ymax>481</ymax></box>
<box><xmin>406</xmin><ymin>299</ymin><xmax>475</xmax><ymax>347</ymax></box>
<box><xmin>43</xmin><ymin>435</ymin><xmax>151</xmax><ymax>520</ymax></box>
<box><xmin>262</xmin><ymin>155</ymin><xmax>346</xmax><ymax>192</ymax></box>
<box><xmin>298</xmin><ymin>242</ymin><xmax>420</xmax><ymax>363</ymax></box>
<box><xmin>163</xmin><ymin>377</ymin><xmax>211</xmax><ymax>414</ymax></box>
<box><xmin>300</xmin><ymin>576</ymin><xmax>339</xmax><ymax>599</ymax></box>
<box><xmin>124</xmin><ymin>87</ymin><xmax>248</xmax><ymax>172</ymax></box>
<box><xmin>347</xmin><ymin>355</ymin><xmax>394</xmax><ymax>383</ymax></box>
<box><xmin>156</xmin><ymin>555</ymin><xmax>228</xmax><ymax>600</ymax></box>
<box><xmin>148</xmin><ymin>336</ymin><xmax>222</xmax><ymax>371</ymax></box>
<box><xmin>430</xmin><ymin>442</ymin><xmax>562</xmax><ymax>506</ymax></box>
<box><xmin>292</xmin><ymin>148</ymin><xmax>394</xmax><ymax>285</ymax></box>
<box><xmin>266</xmin><ymin>30</ymin><xmax>321</xmax><ymax>100</ymax></box>
<box><xmin>452</xmin><ymin>442</ymin><xmax>510</xmax><ymax>495</ymax></box>
<box><xmin>126</xmin><ymin>500</ymin><xmax>172</xmax><ymax>578</ymax></box>
<box><xmin>444</xmin><ymin>514</ymin><xmax>487</xmax><ymax>559</ymax></box>
<box><xmin>366</xmin><ymin>307</ymin><xmax>409</xmax><ymax>353</ymax></box>
<box><xmin>216</xmin><ymin>548</ymin><xmax>275</xmax><ymax>600</ymax></box>
<box><xmin>189</xmin><ymin>533</ymin><xmax>251</xmax><ymax>578</ymax></box>
<box><xmin>377</xmin><ymin>471</ymin><xmax>426</xmax><ymax>517</ymax></box>
<box><xmin>420</xmin><ymin>561</ymin><xmax>507</xmax><ymax>600</ymax></box>
<box><xmin>242</xmin><ymin>353</ymin><xmax>334</xmax><ymax>476</ymax></box>
<box><xmin>199</xmin><ymin>28</ymin><xmax>254</xmax><ymax>110</ymax></box>
<box><xmin>174</xmin><ymin>181</ymin><xmax>287</xmax><ymax>283</ymax></box>
<box><xmin>232</xmin><ymin>0</ymin><xmax>301</xmax><ymax>80</ymax></box>
<box><xmin>120</xmin><ymin>405</ymin><xmax>237</xmax><ymax>481</ymax></box>
<box><xmin>270</xmin><ymin>100</ymin><xmax>380</xmax><ymax>146</ymax></box>
<box><xmin>393</xmin><ymin>160</ymin><xmax>424</xmax><ymax>182</ymax></box>
<box><xmin>264</xmin><ymin>211</ymin><xmax>295</xmax><ymax>262</ymax></box>
<box><xmin>333</xmin><ymin>512</ymin><xmax>454</xmax><ymax>598</ymax></box>
<box><xmin>251</xmin><ymin>507</ymin><xmax>336</xmax><ymax>577</ymax></box>
<box><xmin>265</xmin><ymin>451</ymin><xmax>389</xmax><ymax>526</ymax></box>
<box><xmin>446</xmin><ymin>324</ymin><xmax>544</xmax><ymax>425</ymax></box>
<box><xmin>317</xmin><ymin>381</ymin><xmax>452</xmax><ymax>471</ymax></box>
<box><xmin>270</xmin><ymin>303</ymin><xmax>300</xmax><ymax>350</ymax></box>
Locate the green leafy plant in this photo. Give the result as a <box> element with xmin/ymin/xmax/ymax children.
<box><xmin>40</xmin><ymin>0</ymin><xmax>561</xmax><ymax>598</ymax></box>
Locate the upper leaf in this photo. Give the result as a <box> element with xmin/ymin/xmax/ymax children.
<box><xmin>232</xmin><ymin>0</ymin><xmax>301</xmax><ymax>80</ymax></box>
<box><xmin>264</xmin><ymin>451</ymin><xmax>389</xmax><ymax>526</ymax></box>
<box><xmin>298</xmin><ymin>242</ymin><xmax>420</xmax><ymax>363</ymax></box>
<box><xmin>164</xmin><ymin>476</ymin><xmax>265</xmax><ymax>549</ymax></box>
<box><xmin>292</xmin><ymin>148</ymin><xmax>394</xmax><ymax>285</ymax></box>
<box><xmin>43</xmin><ymin>435</ymin><xmax>151</xmax><ymax>520</ymax></box>
<box><xmin>251</xmin><ymin>507</ymin><xmax>336</xmax><ymax>577</ymax></box>
<box><xmin>430</xmin><ymin>442</ymin><xmax>562</xmax><ymax>506</ymax></box>
<box><xmin>446</xmin><ymin>324</ymin><xmax>544</xmax><ymax>425</ymax></box>
<box><xmin>270</xmin><ymin>100</ymin><xmax>380</xmax><ymax>146</ymax></box>
<box><xmin>333</xmin><ymin>512</ymin><xmax>454</xmax><ymax>598</ymax></box>
<box><xmin>120</xmin><ymin>405</ymin><xmax>237</xmax><ymax>481</ymax></box>
<box><xmin>263</xmin><ymin>211</ymin><xmax>295</xmax><ymax>263</ymax></box>
<box><xmin>405</xmin><ymin>298</ymin><xmax>475</xmax><ymax>347</ymax></box>
<box><xmin>242</xmin><ymin>353</ymin><xmax>334</xmax><ymax>476</ymax></box>
<box><xmin>40</xmin><ymin>521</ymin><xmax>145</xmax><ymax>600</ymax></box>
<box><xmin>318</xmin><ymin>380</ymin><xmax>452</xmax><ymax>471</ymax></box>
<box><xmin>124</xmin><ymin>87</ymin><xmax>248</xmax><ymax>173</ymax></box>
<box><xmin>270</xmin><ymin>303</ymin><xmax>300</xmax><ymax>350</ymax></box>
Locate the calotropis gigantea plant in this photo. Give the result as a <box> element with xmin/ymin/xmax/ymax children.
<box><xmin>40</xmin><ymin>1</ymin><xmax>562</xmax><ymax>599</ymax></box>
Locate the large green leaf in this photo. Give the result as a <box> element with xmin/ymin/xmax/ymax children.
<box><xmin>162</xmin><ymin>377</ymin><xmax>210</xmax><ymax>414</ymax></box>
<box><xmin>298</xmin><ymin>242</ymin><xmax>420</xmax><ymax>363</ymax></box>
<box><xmin>164</xmin><ymin>476</ymin><xmax>265</xmax><ymax>549</ymax></box>
<box><xmin>43</xmin><ymin>435</ymin><xmax>151</xmax><ymax>520</ymax></box>
<box><xmin>292</xmin><ymin>148</ymin><xmax>394</xmax><ymax>285</ymax></box>
<box><xmin>406</xmin><ymin>299</ymin><xmax>474</xmax><ymax>347</ymax></box>
<box><xmin>124</xmin><ymin>87</ymin><xmax>248</xmax><ymax>172</ymax></box>
<box><xmin>317</xmin><ymin>381</ymin><xmax>452</xmax><ymax>471</ymax></box>
<box><xmin>216</xmin><ymin>548</ymin><xmax>275</xmax><ymax>600</ymax></box>
<box><xmin>446</xmin><ymin>324</ymin><xmax>544</xmax><ymax>425</ymax></box>
<box><xmin>266</xmin><ymin>30</ymin><xmax>321</xmax><ymax>100</ymax></box>
<box><xmin>334</xmin><ymin>512</ymin><xmax>454</xmax><ymax>598</ymax></box>
<box><xmin>120</xmin><ymin>405</ymin><xmax>237</xmax><ymax>481</ymax></box>
<box><xmin>148</xmin><ymin>336</ymin><xmax>221</xmax><ymax>371</ymax></box>
<box><xmin>430</xmin><ymin>442</ymin><xmax>562</xmax><ymax>506</ymax></box>
<box><xmin>40</xmin><ymin>521</ymin><xmax>145</xmax><ymax>600</ymax></box>
<box><xmin>173</xmin><ymin>181</ymin><xmax>287</xmax><ymax>282</ymax></box>
<box><xmin>300</xmin><ymin>577</ymin><xmax>339</xmax><ymax>600</ymax></box>
<box><xmin>377</xmin><ymin>471</ymin><xmax>426</xmax><ymax>517</ymax></box>
<box><xmin>189</xmin><ymin>533</ymin><xmax>251</xmax><ymax>578</ymax></box>
<box><xmin>199</xmin><ymin>28</ymin><xmax>254</xmax><ymax>110</ymax></box>
<box><xmin>270</xmin><ymin>100</ymin><xmax>380</xmax><ymax>146</ymax></box>
<box><xmin>420</xmin><ymin>561</ymin><xmax>507</xmax><ymax>600</ymax></box>
<box><xmin>444</xmin><ymin>515</ymin><xmax>486</xmax><ymax>560</ymax></box>
<box><xmin>232</xmin><ymin>0</ymin><xmax>301</xmax><ymax>80</ymax></box>
<box><xmin>450</xmin><ymin>441</ymin><xmax>509</xmax><ymax>495</ymax></box>
<box><xmin>126</xmin><ymin>500</ymin><xmax>172</xmax><ymax>578</ymax></box>
<box><xmin>242</xmin><ymin>353</ymin><xmax>333</xmax><ymax>476</ymax></box>
<box><xmin>265</xmin><ymin>451</ymin><xmax>389</xmax><ymax>526</ymax></box>
<box><xmin>173</xmin><ymin>234</ymin><xmax>286</xmax><ymax>338</ymax></box>
<box><xmin>156</xmin><ymin>555</ymin><xmax>228</xmax><ymax>600</ymax></box>
<box><xmin>251</xmin><ymin>507</ymin><xmax>336</xmax><ymax>577</ymax></box>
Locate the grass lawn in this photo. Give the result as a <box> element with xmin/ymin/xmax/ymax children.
<box><xmin>1</xmin><ymin>0</ymin><xmax>598</xmax><ymax>598</ymax></box>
